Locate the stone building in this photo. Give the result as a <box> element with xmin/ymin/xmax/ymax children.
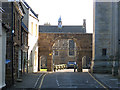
<box><xmin>92</xmin><ymin>1</ymin><xmax>120</xmax><ymax>76</ymax></box>
<box><xmin>39</xmin><ymin>18</ymin><xmax>92</xmax><ymax>72</ymax></box>
<box><xmin>22</xmin><ymin>0</ymin><xmax>39</xmax><ymax>73</ymax></box>
<box><xmin>21</xmin><ymin>0</ymin><xmax>29</xmax><ymax>75</ymax></box>
<box><xmin>2</xmin><ymin>1</ymin><xmax>24</xmax><ymax>86</ymax></box>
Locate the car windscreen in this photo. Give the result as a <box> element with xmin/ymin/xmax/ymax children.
<box><xmin>68</xmin><ymin>62</ymin><xmax>76</xmax><ymax>64</ymax></box>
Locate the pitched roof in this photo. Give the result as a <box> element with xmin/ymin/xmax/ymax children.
<box><xmin>22</xmin><ymin>0</ymin><xmax>38</xmax><ymax>18</ymax></box>
<box><xmin>39</xmin><ymin>25</ymin><xmax>86</xmax><ymax>33</ymax></box>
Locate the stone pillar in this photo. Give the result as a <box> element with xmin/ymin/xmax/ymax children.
<box><xmin>47</xmin><ymin>51</ymin><xmax>53</xmax><ymax>71</ymax></box>
<box><xmin>77</xmin><ymin>51</ymin><xmax>83</xmax><ymax>72</ymax></box>
<box><xmin>111</xmin><ymin>2</ymin><xmax>119</xmax><ymax>76</ymax></box>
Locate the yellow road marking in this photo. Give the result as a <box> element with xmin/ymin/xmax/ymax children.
<box><xmin>88</xmin><ymin>72</ymin><xmax>109</xmax><ymax>90</ymax></box>
<box><xmin>39</xmin><ymin>74</ymin><xmax>46</xmax><ymax>88</ymax></box>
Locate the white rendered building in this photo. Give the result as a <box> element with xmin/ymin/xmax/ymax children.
<box><xmin>0</xmin><ymin>2</ymin><xmax>6</xmax><ymax>88</ymax></box>
<box><xmin>23</xmin><ymin>1</ymin><xmax>39</xmax><ymax>73</ymax></box>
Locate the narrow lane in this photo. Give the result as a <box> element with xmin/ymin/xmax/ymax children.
<box><xmin>38</xmin><ymin>69</ymin><xmax>106</xmax><ymax>89</ymax></box>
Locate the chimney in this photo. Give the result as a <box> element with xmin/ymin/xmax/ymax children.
<box><xmin>83</xmin><ymin>19</ymin><xmax>86</xmax><ymax>29</ymax></box>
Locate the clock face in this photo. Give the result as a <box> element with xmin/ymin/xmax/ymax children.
<box><xmin>58</xmin><ymin>22</ymin><xmax>61</xmax><ymax>25</ymax></box>
<box><xmin>58</xmin><ymin>22</ymin><xmax>62</xmax><ymax>29</ymax></box>
<box><xmin>58</xmin><ymin>26</ymin><xmax>62</xmax><ymax>29</ymax></box>
<box><xmin>58</xmin><ymin>25</ymin><xmax>62</xmax><ymax>28</ymax></box>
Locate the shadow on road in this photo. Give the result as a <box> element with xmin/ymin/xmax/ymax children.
<box><xmin>55</xmin><ymin>69</ymin><xmax>90</xmax><ymax>73</ymax></box>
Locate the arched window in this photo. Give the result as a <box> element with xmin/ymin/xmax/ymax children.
<box><xmin>69</xmin><ymin>40</ymin><xmax>75</xmax><ymax>56</ymax></box>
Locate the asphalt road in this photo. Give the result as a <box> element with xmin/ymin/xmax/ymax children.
<box><xmin>36</xmin><ymin>69</ymin><xmax>106</xmax><ymax>89</ymax></box>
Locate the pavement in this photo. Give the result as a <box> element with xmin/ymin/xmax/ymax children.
<box><xmin>92</xmin><ymin>73</ymin><xmax>120</xmax><ymax>89</ymax></box>
<box><xmin>5</xmin><ymin>72</ymin><xmax>45</xmax><ymax>89</ymax></box>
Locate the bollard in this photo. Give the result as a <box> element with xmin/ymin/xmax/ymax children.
<box><xmin>54</xmin><ymin>66</ymin><xmax>56</xmax><ymax>72</ymax></box>
<box><xmin>74</xmin><ymin>65</ymin><xmax>76</xmax><ymax>72</ymax></box>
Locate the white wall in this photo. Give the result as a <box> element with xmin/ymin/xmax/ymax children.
<box><xmin>0</xmin><ymin>20</ymin><xmax>6</xmax><ymax>89</ymax></box>
<box><xmin>28</xmin><ymin>9</ymin><xmax>39</xmax><ymax>73</ymax></box>
<box><xmin>0</xmin><ymin>19</ymin><xmax>3</xmax><ymax>89</ymax></box>
<box><xmin>0</xmin><ymin>2</ymin><xmax>6</xmax><ymax>88</ymax></box>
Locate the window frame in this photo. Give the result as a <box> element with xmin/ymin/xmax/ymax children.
<box><xmin>31</xmin><ymin>22</ymin><xmax>33</xmax><ymax>35</ymax></box>
<box><xmin>68</xmin><ymin>39</ymin><xmax>75</xmax><ymax>57</ymax></box>
<box><xmin>54</xmin><ymin>50</ymin><xmax>59</xmax><ymax>56</ymax></box>
<box><xmin>102</xmin><ymin>48</ymin><xmax>107</xmax><ymax>56</ymax></box>
<box><xmin>35</xmin><ymin>24</ymin><xmax>38</xmax><ymax>37</ymax></box>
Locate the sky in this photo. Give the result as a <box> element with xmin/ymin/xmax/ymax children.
<box><xmin>25</xmin><ymin>0</ymin><xmax>93</xmax><ymax>33</ymax></box>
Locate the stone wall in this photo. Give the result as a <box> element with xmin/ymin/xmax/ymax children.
<box><xmin>52</xmin><ymin>39</ymin><xmax>77</xmax><ymax>65</ymax></box>
<box><xmin>21</xmin><ymin>27</ymin><xmax>28</xmax><ymax>74</ymax></box>
<box><xmin>2</xmin><ymin>2</ymin><xmax>23</xmax><ymax>87</ymax></box>
<box><xmin>38</xmin><ymin>33</ymin><xmax>92</xmax><ymax>72</ymax></box>
<box><xmin>93</xmin><ymin>2</ymin><xmax>119</xmax><ymax>74</ymax></box>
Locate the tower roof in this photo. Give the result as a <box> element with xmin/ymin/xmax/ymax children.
<box><xmin>58</xmin><ymin>16</ymin><xmax>62</xmax><ymax>22</ymax></box>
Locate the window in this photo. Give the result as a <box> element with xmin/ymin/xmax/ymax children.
<box><xmin>55</xmin><ymin>50</ymin><xmax>58</xmax><ymax>56</ymax></box>
<box><xmin>18</xmin><ymin>20</ymin><xmax>20</xmax><ymax>40</ymax></box>
<box><xmin>35</xmin><ymin>51</ymin><xmax>37</xmax><ymax>66</ymax></box>
<box><xmin>31</xmin><ymin>22</ymin><xmax>33</xmax><ymax>35</ymax></box>
<box><xmin>22</xmin><ymin>32</ymin><xmax>24</xmax><ymax>44</ymax></box>
<box><xmin>36</xmin><ymin>24</ymin><xmax>38</xmax><ymax>37</ymax></box>
<box><xmin>25</xmin><ymin>34</ymin><xmax>27</xmax><ymax>46</ymax></box>
<box><xmin>69</xmin><ymin>40</ymin><xmax>75</xmax><ymax>56</ymax></box>
<box><xmin>30</xmin><ymin>51</ymin><xmax>32</xmax><ymax>66</ymax></box>
<box><xmin>102</xmin><ymin>48</ymin><xmax>107</xmax><ymax>56</ymax></box>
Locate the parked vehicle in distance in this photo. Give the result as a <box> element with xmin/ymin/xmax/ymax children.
<box><xmin>67</xmin><ymin>61</ymin><xmax>77</xmax><ymax>69</ymax></box>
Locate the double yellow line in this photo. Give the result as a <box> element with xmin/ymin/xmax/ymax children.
<box><xmin>39</xmin><ymin>74</ymin><xmax>46</xmax><ymax>88</ymax></box>
<box><xmin>39</xmin><ymin>72</ymin><xmax>109</xmax><ymax>89</ymax></box>
<box><xmin>88</xmin><ymin>72</ymin><xmax>109</xmax><ymax>90</ymax></box>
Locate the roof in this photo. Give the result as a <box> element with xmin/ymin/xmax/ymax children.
<box><xmin>22</xmin><ymin>0</ymin><xmax>38</xmax><ymax>18</ymax></box>
<box><xmin>58</xmin><ymin>16</ymin><xmax>62</xmax><ymax>22</ymax></box>
<box><xmin>39</xmin><ymin>25</ymin><xmax>86</xmax><ymax>33</ymax></box>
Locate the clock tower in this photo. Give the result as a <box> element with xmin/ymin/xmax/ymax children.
<box><xmin>58</xmin><ymin>16</ymin><xmax>62</xmax><ymax>30</ymax></box>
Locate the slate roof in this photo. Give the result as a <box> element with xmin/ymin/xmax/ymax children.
<box><xmin>39</xmin><ymin>25</ymin><xmax>86</xmax><ymax>33</ymax></box>
<box><xmin>23</xmin><ymin>0</ymin><xmax>38</xmax><ymax>18</ymax></box>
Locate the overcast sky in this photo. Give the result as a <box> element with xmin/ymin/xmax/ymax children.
<box><xmin>25</xmin><ymin>0</ymin><xmax>93</xmax><ymax>33</ymax></box>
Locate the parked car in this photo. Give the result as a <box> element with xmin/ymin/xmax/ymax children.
<box><xmin>67</xmin><ymin>61</ymin><xmax>77</xmax><ymax>69</ymax></box>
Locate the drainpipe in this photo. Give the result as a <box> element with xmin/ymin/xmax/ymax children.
<box><xmin>11</xmin><ymin>2</ymin><xmax>14</xmax><ymax>84</ymax></box>
<box><xmin>21</xmin><ymin>16</ymin><xmax>23</xmax><ymax>76</ymax></box>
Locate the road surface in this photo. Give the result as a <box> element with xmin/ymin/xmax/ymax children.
<box><xmin>35</xmin><ymin>69</ymin><xmax>107</xmax><ymax>89</ymax></box>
